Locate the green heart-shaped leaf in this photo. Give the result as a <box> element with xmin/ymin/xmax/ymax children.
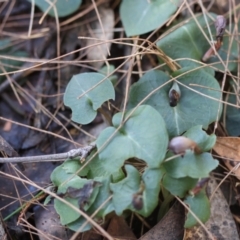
<box><xmin>157</xmin><ymin>13</ymin><xmax>237</xmax><ymax>72</ymax></box>
<box><xmin>51</xmin><ymin>159</ymin><xmax>89</xmax><ymax>187</ymax></box>
<box><xmin>120</xmin><ymin>0</ymin><xmax>180</xmax><ymax>36</ymax></box>
<box><xmin>54</xmin><ymin>179</ymin><xmax>100</xmax><ymax>225</ymax></box>
<box><xmin>163</xmin><ymin>151</ymin><xmax>218</xmax><ymax>178</ymax></box>
<box><xmin>87</xmin><ymin>151</ymin><xmax>125</xmax><ymax>179</ymax></box>
<box><xmin>184</xmin><ymin>189</ymin><xmax>210</xmax><ymax>228</ymax></box>
<box><xmin>62</xmin><ymin>159</ymin><xmax>89</xmax><ymax>176</ymax></box>
<box><xmin>163</xmin><ymin>126</ymin><xmax>218</xmax><ymax>179</ymax></box>
<box><xmin>67</xmin><ymin>216</ymin><xmax>92</xmax><ymax>233</ymax></box>
<box><xmin>55</xmin><ymin>197</ymin><xmax>81</xmax><ymax>226</ymax></box>
<box><xmin>54</xmin><ymin>178</ymin><xmax>89</xmax><ymax>225</ymax></box>
<box><xmin>51</xmin><ymin>161</ymin><xmax>100</xmax><ymax>226</ymax></box>
<box><xmin>183</xmin><ymin>125</ymin><xmax>216</xmax><ymax>152</ymax></box>
<box><xmin>110</xmin><ymin>165</ymin><xmax>140</xmax><ymax>215</ymax></box>
<box><xmin>140</xmin><ymin>167</ymin><xmax>164</xmax><ymax>216</ymax></box>
<box><xmin>128</xmin><ymin>69</ymin><xmax>222</xmax><ymax>137</ymax></box>
<box><xmin>162</xmin><ymin>174</ymin><xmax>198</xmax><ymax>198</ymax></box>
<box><xmin>31</xmin><ymin>0</ymin><xmax>82</xmax><ymax>17</ymax></box>
<box><xmin>110</xmin><ymin>165</ymin><xmax>164</xmax><ymax>217</ymax></box>
<box><xmin>64</xmin><ymin>72</ymin><xmax>115</xmax><ymax>124</ymax></box>
<box><xmin>67</xmin><ymin>176</ymin><xmax>113</xmax><ymax>232</ymax></box>
<box><xmin>96</xmin><ymin>105</ymin><xmax>168</xmax><ymax>176</ymax></box>
<box><xmin>87</xmin><ymin>176</ymin><xmax>114</xmax><ymax>218</ymax></box>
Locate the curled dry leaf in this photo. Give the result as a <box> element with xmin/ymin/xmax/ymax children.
<box><xmin>202</xmin><ymin>41</ymin><xmax>222</xmax><ymax>62</ymax></box>
<box><xmin>85</xmin><ymin>6</ymin><xmax>114</xmax><ymax>69</ymax></box>
<box><xmin>213</xmin><ymin>137</ymin><xmax>240</xmax><ymax>180</ymax></box>
<box><xmin>202</xmin><ymin>15</ymin><xmax>226</xmax><ymax>62</ymax></box>
<box><xmin>0</xmin><ymin>134</ymin><xmax>18</xmax><ymax>157</ymax></box>
<box><xmin>105</xmin><ymin>215</ymin><xmax>137</xmax><ymax>240</ymax></box>
<box><xmin>59</xmin><ymin>180</ymin><xmax>102</xmax><ymax>209</ymax></box>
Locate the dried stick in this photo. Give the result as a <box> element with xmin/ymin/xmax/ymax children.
<box><xmin>0</xmin><ymin>143</ymin><xmax>96</xmax><ymax>163</ymax></box>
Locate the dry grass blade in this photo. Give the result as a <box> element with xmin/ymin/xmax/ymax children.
<box><xmin>0</xmin><ymin>0</ymin><xmax>240</xmax><ymax>239</ymax></box>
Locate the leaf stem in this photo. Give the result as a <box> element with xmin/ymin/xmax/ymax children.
<box><xmin>98</xmin><ymin>107</ymin><xmax>112</xmax><ymax>125</ymax></box>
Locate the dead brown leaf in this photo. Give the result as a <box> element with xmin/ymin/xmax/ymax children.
<box><xmin>213</xmin><ymin>137</ymin><xmax>240</xmax><ymax>180</ymax></box>
<box><xmin>0</xmin><ymin>134</ymin><xmax>18</xmax><ymax>157</ymax></box>
<box><xmin>104</xmin><ymin>215</ymin><xmax>137</xmax><ymax>240</ymax></box>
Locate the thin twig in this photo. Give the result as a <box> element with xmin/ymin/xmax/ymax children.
<box><xmin>0</xmin><ymin>144</ymin><xmax>96</xmax><ymax>163</ymax></box>
<box><xmin>0</xmin><ymin>62</ymin><xmax>33</xmax><ymax>93</ymax></box>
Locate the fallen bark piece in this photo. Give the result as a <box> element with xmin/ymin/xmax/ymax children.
<box><xmin>139</xmin><ymin>202</ymin><xmax>184</xmax><ymax>240</ymax></box>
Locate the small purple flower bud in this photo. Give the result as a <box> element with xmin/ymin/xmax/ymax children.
<box><xmin>215</xmin><ymin>15</ymin><xmax>226</xmax><ymax>38</ymax></box>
